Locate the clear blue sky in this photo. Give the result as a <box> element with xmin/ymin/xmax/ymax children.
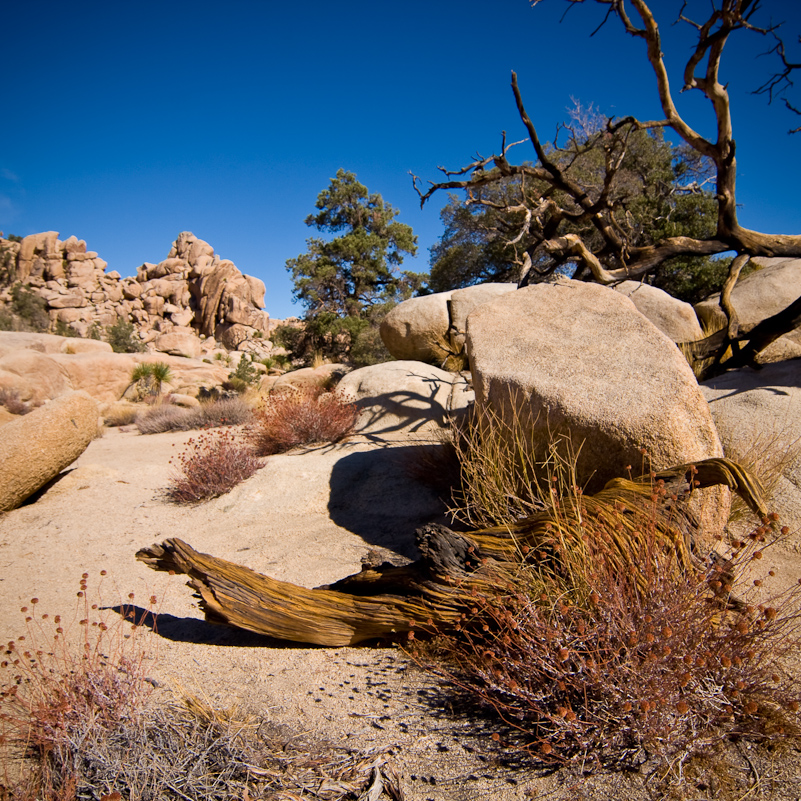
<box><xmin>2</xmin><ymin>1</ymin><xmax>799</xmax><ymax>319</ymax></box>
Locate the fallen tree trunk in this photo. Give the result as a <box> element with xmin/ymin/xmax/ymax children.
<box><xmin>136</xmin><ymin>458</ymin><xmax>767</xmax><ymax>647</ymax></box>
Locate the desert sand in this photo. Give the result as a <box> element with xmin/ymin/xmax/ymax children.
<box><xmin>2</xmin><ymin>423</ymin><xmax>801</xmax><ymax>799</ymax></box>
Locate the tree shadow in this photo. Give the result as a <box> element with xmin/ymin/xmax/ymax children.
<box><xmin>108</xmin><ymin>605</ymin><xmax>321</xmax><ymax>648</ymax></box>
<box><xmin>703</xmin><ymin>359</ymin><xmax>801</xmax><ymax>402</ymax></box>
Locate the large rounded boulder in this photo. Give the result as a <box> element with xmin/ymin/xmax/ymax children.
<box><xmin>614</xmin><ymin>281</ymin><xmax>703</xmax><ymax>343</ymax></box>
<box><xmin>380</xmin><ymin>293</ymin><xmax>453</xmax><ymax>364</ymax></box>
<box><xmin>466</xmin><ymin>279</ymin><xmax>728</xmax><ymax>537</ymax></box>
<box><xmin>0</xmin><ymin>391</ymin><xmax>100</xmax><ymax>511</ymax></box>
<box><xmin>336</xmin><ymin>360</ymin><xmax>472</xmax><ymax>442</ymax></box>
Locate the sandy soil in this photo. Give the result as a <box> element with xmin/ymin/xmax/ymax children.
<box><xmin>2</xmin><ymin>424</ymin><xmax>801</xmax><ymax>799</ymax></box>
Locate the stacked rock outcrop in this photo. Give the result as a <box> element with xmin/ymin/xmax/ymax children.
<box><xmin>0</xmin><ymin>231</ymin><xmax>281</xmax><ymax>359</ymax></box>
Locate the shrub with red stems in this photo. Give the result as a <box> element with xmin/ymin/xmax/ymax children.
<box><xmin>164</xmin><ymin>428</ymin><xmax>262</xmax><ymax>503</ymax></box>
<box><xmin>248</xmin><ymin>387</ymin><xmax>359</xmax><ymax>455</ymax></box>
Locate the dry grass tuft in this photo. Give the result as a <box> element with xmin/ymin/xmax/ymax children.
<box><xmin>136</xmin><ymin>397</ymin><xmax>253</xmax><ymax>435</ymax></box>
<box><xmin>248</xmin><ymin>387</ymin><xmax>360</xmax><ymax>455</ymax></box>
<box><xmin>197</xmin><ymin>396</ymin><xmax>253</xmax><ymax>428</ymax></box>
<box><xmin>719</xmin><ymin>421</ymin><xmax>801</xmax><ymax>524</ymax></box>
<box><xmin>103</xmin><ymin>403</ymin><xmax>141</xmax><ymax>427</ymax></box>
<box><xmin>164</xmin><ymin>429</ymin><xmax>263</xmax><ymax>504</ymax></box>
<box><xmin>0</xmin><ymin>573</ymin><xmax>158</xmax><ymax>800</ymax></box>
<box><xmin>0</xmin><ymin>578</ymin><xmax>404</xmax><ymax>800</ymax></box>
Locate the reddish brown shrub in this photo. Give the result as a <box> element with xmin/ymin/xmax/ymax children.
<box><xmin>411</xmin><ymin>495</ymin><xmax>801</xmax><ymax>770</ymax></box>
<box><xmin>0</xmin><ymin>388</ymin><xmax>33</xmax><ymax>416</ymax></box>
<box><xmin>0</xmin><ymin>574</ymin><xmax>157</xmax><ymax>799</ymax></box>
<box><xmin>248</xmin><ymin>387</ymin><xmax>359</xmax><ymax>455</ymax></box>
<box><xmin>165</xmin><ymin>429</ymin><xmax>262</xmax><ymax>503</ymax></box>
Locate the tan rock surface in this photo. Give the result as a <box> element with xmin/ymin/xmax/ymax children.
<box><xmin>0</xmin><ymin>391</ymin><xmax>99</xmax><ymax>511</ymax></box>
<box><xmin>0</xmin><ymin>410</ymin><xmax>798</xmax><ymax>798</ymax></box>
<box><xmin>337</xmin><ymin>361</ymin><xmax>472</xmax><ymax>441</ymax></box>
<box><xmin>466</xmin><ymin>279</ymin><xmax>729</xmax><ymax>537</ymax></box>
<box><xmin>380</xmin><ymin>292</ymin><xmax>453</xmax><ymax>363</ymax></box>
<box><xmin>614</xmin><ymin>280</ymin><xmax>703</xmax><ymax>343</ymax></box>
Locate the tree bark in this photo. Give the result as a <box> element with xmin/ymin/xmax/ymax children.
<box><xmin>136</xmin><ymin>459</ymin><xmax>766</xmax><ymax>647</ymax></box>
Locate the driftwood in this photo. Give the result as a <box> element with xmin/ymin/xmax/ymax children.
<box><xmin>136</xmin><ymin>458</ymin><xmax>768</xmax><ymax>647</ymax></box>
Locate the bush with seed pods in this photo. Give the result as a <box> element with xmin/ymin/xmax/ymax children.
<box><xmin>410</xmin><ymin>466</ymin><xmax>801</xmax><ymax>770</ymax></box>
<box><xmin>164</xmin><ymin>428</ymin><xmax>263</xmax><ymax>504</ymax></box>
<box><xmin>0</xmin><ymin>573</ymin><xmax>158</xmax><ymax>798</ymax></box>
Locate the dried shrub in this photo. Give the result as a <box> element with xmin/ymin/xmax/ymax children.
<box><xmin>136</xmin><ymin>404</ymin><xmax>200</xmax><ymax>434</ymax></box>
<box><xmin>164</xmin><ymin>429</ymin><xmax>262</xmax><ymax>504</ymax></box>
<box><xmin>0</xmin><ymin>388</ymin><xmax>32</xmax><ymax>416</ymax></box>
<box><xmin>1</xmin><ymin>579</ymin><xmax>398</xmax><ymax>801</ymax></box>
<box><xmin>248</xmin><ymin>387</ymin><xmax>360</xmax><ymax>455</ymax></box>
<box><xmin>410</xmin><ymin>418</ymin><xmax>801</xmax><ymax>772</ymax></box>
<box><xmin>197</xmin><ymin>396</ymin><xmax>253</xmax><ymax>428</ymax></box>
<box><xmin>136</xmin><ymin>397</ymin><xmax>253</xmax><ymax>435</ymax></box>
<box><xmin>0</xmin><ymin>574</ymin><xmax>158</xmax><ymax>799</ymax></box>
<box><xmin>103</xmin><ymin>403</ymin><xmax>141</xmax><ymax>427</ymax></box>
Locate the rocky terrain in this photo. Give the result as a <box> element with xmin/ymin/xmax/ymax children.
<box><xmin>0</xmin><ymin>230</ymin><xmax>292</xmax><ymax>360</ymax></box>
<box><xmin>1</xmin><ymin>259</ymin><xmax>801</xmax><ymax>798</ymax></box>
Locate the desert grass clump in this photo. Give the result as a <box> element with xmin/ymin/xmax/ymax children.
<box><xmin>1</xmin><ymin>579</ymin><xmax>399</xmax><ymax>800</ymax></box>
<box><xmin>0</xmin><ymin>573</ymin><xmax>158</xmax><ymax>799</ymax></box>
<box><xmin>164</xmin><ymin>429</ymin><xmax>262</xmax><ymax>503</ymax></box>
<box><xmin>197</xmin><ymin>396</ymin><xmax>253</xmax><ymax>428</ymax></box>
<box><xmin>443</xmin><ymin>402</ymin><xmax>580</xmax><ymax>529</ymax></box>
<box><xmin>103</xmin><ymin>403</ymin><xmax>141</xmax><ymax>427</ymax></box>
<box><xmin>248</xmin><ymin>387</ymin><xmax>360</xmax><ymax>455</ymax></box>
<box><xmin>136</xmin><ymin>396</ymin><xmax>254</xmax><ymax>435</ymax></box>
<box><xmin>136</xmin><ymin>403</ymin><xmax>201</xmax><ymax>434</ymax></box>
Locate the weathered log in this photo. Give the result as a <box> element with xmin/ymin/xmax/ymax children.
<box><xmin>136</xmin><ymin>458</ymin><xmax>767</xmax><ymax>646</ymax></box>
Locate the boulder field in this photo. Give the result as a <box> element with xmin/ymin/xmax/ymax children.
<box><xmin>0</xmin><ymin>231</ymin><xmax>290</xmax><ymax>361</ymax></box>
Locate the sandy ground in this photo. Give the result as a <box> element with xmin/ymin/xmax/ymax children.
<box><xmin>2</xmin><ymin>424</ymin><xmax>801</xmax><ymax>799</ymax></box>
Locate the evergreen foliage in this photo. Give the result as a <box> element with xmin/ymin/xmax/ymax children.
<box><xmin>429</xmin><ymin>123</ymin><xmax>737</xmax><ymax>303</ymax></box>
<box><xmin>106</xmin><ymin>318</ymin><xmax>146</xmax><ymax>353</ymax></box>
<box><xmin>286</xmin><ymin>169</ymin><xmax>424</xmax><ymax>364</ymax></box>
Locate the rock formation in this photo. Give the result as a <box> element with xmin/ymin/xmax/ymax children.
<box><xmin>380</xmin><ymin>283</ymin><xmax>517</xmax><ymax>365</ymax></box>
<box><xmin>0</xmin><ymin>231</ymin><xmax>284</xmax><ymax>360</ymax></box>
<box><xmin>466</xmin><ymin>279</ymin><xmax>729</xmax><ymax>540</ymax></box>
<box><xmin>0</xmin><ymin>332</ymin><xmax>231</xmax><ymax>406</ymax></box>
<box><xmin>0</xmin><ymin>391</ymin><xmax>99</xmax><ymax>512</ymax></box>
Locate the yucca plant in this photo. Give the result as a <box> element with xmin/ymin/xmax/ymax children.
<box><xmin>130</xmin><ymin>361</ymin><xmax>173</xmax><ymax>400</ymax></box>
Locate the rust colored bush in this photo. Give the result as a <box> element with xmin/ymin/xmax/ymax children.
<box><xmin>165</xmin><ymin>429</ymin><xmax>262</xmax><ymax>503</ymax></box>
<box><xmin>411</xmin><ymin>490</ymin><xmax>801</xmax><ymax>770</ymax></box>
<box><xmin>248</xmin><ymin>388</ymin><xmax>359</xmax><ymax>455</ymax></box>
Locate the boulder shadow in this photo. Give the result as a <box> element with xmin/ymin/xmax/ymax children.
<box><xmin>327</xmin><ymin>445</ymin><xmax>452</xmax><ymax>559</ymax></box>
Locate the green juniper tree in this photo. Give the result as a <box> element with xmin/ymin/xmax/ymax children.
<box><xmin>428</xmin><ymin>107</ymin><xmax>744</xmax><ymax>303</ymax></box>
<box><xmin>285</xmin><ymin>169</ymin><xmax>424</xmax><ymax>365</ymax></box>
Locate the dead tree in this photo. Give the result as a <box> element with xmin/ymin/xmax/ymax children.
<box><xmin>411</xmin><ymin>0</ymin><xmax>801</xmax><ymax>373</ymax></box>
<box><xmin>137</xmin><ymin>458</ymin><xmax>767</xmax><ymax>646</ymax></box>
